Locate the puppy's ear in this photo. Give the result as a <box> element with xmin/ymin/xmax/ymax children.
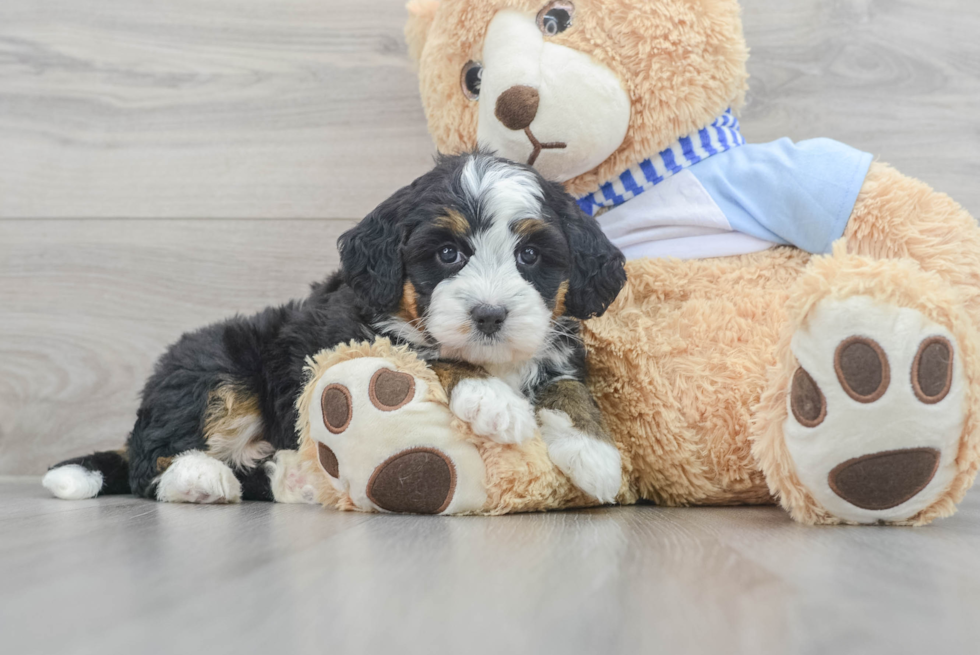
<box><xmin>548</xmin><ymin>182</ymin><xmax>627</xmax><ymax>320</ymax></box>
<box><xmin>405</xmin><ymin>0</ymin><xmax>440</xmax><ymax>65</ymax></box>
<box><xmin>338</xmin><ymin>186</ymin><xmax>413</xmax><ymax>313</ymax></box>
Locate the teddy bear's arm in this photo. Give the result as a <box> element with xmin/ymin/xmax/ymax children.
<box><xmin>534</xmin><ymin>379</ymin><xmax>623</xmax><ymax>503</ymax></box>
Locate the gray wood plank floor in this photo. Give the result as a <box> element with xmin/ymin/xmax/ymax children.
<box><xmin>2</xmin><ymin>479</ymin><xmax>979</xmax><ymax>655</ymax></box>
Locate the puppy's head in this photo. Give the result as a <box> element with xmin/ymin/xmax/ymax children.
<box><xmin>339</xmin><ymin>152</ymin><xmax>626</xmax><ymax>365</ymax></box>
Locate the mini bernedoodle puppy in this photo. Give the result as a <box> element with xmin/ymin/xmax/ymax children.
<box><xmin>43</xmin><ymin>152</ymin><xmax>628</xmax><ymax>506</ymax></box>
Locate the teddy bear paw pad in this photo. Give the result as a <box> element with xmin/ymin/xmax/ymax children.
<box><xmin>306</xmin><ymin>356</ymin><xmax>487</xmax><ymax>515</ymax></box>
<box><xmin>784</xmin><ymin>296</ymin><xmax>967</xmax><ymax>523</ymax></box>
<box><xmin>367</xmin><ymin>448</ymin><xmax>456</xmax><ymax>514</ymax></box>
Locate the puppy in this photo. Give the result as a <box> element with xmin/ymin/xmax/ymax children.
<box><xmin>42</xmin><ymin>152</ymin><xmax>627</xmax><ymax>505</ymax></box>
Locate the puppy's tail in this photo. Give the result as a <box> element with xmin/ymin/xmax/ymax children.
<box><xmin>42</xmin><ymin>449</ymin><xmax>131</xmax><ymax>500</ymax></box>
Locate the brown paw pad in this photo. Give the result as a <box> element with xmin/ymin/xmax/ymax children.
<box><xmin>912</xmin><ymin>337</ymin><xmax>954</xmax><ymax>404</ymax></box>
<box><xmin>321</xmin><ymin>384</ymin><xmax>353</xmax><ymax>434</ymax></box>
<box><xmin>317</xmin><ymin>442</ymin><xmax>340</xmax><ymax>478</ymax></box>
<box><xmin>367</xmin><ymin>448</ymin><xmax>456</xmax><ymax>514</ymax></box>
<box><xmin>828</xmin><ymin>448</ymin><xmax>940</xmax><ymax>510</ymax></box>
<box><xmin>369</xmin><ymin>368</ymin><xmax>416</xmax><ymax>411</ymax></box>
<box><xmin>835</xmin><ymin>336</ymin><xmax>890</xmax><ymax>403</ymax></box>
<box><xmin>791</xmin><ymin>367</ymin><xmax>827</xmax><ymax>428</ymax></box>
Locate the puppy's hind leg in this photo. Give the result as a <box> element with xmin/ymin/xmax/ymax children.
<box><xmin>537</xmin><ymin>380</ymin><xmax>623</xmax><ymax>504</ymax></box>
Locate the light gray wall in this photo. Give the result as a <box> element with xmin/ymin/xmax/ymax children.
<box><xmin>2</xmin><ymin>0</ymin><xmax>978</xmax><ymax>474</ymax></box>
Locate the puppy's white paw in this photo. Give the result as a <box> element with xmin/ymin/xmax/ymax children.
<box><xmin>450</xmin><ymin>377</ymin><xmax>537</xmax><ymax>444</ymax></box>
<box><xmin>42</xmin><ymin>465</ymin><xmax>103</xmax><ymax>500</ymax></box>
<box><xmin>539</xmin><ymin>410</ymin><xmax>622</xmax><ymax>504</ymax></box>
<box><xmin>265</xmin><ymin>450</ymin><xmax>319</xmax><ymax>504</ymax></box>
<box><xmin>156</xmin><ymin>450</ymin><xmax>242</xmax><ymax>504</ymax></box>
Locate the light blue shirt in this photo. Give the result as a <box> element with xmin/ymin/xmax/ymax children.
<box><xmin>689</xmin><ymin>137</ymin><xmax>874</xmax><ymax>254</ymax></box>
<box><xmin>595</xmin><ymin>137</ymin><xmax>874</xmax><ymax>261</ymax></box>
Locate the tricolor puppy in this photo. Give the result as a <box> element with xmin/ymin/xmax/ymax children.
<box><xmin>43</xmin><ymin>152</ymin><xmax>627</xmax><ymax>506</ymax></box>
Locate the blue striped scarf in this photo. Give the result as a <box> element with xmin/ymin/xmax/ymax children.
<box><xmin>576</xmin><ymin>109</ymin><xmax>745</xmax><ymax>217</ymax></box>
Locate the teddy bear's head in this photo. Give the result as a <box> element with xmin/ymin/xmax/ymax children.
<box><xmin>405</xmin><ymin>0</ymin><xmax>749</xmax><ymax>197</ymax></box>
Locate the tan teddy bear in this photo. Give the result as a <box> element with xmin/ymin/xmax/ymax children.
<box><xmin>297</xmin><ymin>0</ymin><xmax>980</xmax><ymax>525</ymax></box>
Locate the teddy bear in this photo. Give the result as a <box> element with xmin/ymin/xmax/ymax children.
<box><xmin>294</xmin><ymin>0</ymin><xmax>980</xmax><ymax>525</ymax></box>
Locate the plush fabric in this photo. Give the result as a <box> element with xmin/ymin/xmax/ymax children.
<box><xmin>298</xmin><ymin>0</ymin><xmax>980</xmax><ymax>525</ymax></box>
<box><xmin>406</xmin><ymin>0</ymin><xmax>750</xmax><ymax>198</ymax></box>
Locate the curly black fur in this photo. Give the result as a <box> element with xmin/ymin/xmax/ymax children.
<box><xmin>49</xmin><ymin>151</ymin><xmax>627</xmax><ymax>501</ymax></box>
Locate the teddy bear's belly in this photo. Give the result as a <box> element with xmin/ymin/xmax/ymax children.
<box><xmin>583</xmin><ymin>249</ymin><xmax>811</xmax><ymax>506</ymax></box>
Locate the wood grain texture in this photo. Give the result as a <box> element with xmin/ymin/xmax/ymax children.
<box><xmin>2</xmin><ymin>0</ymin><xmax>980</xmax><ymax>473</ymax></box>
<box><xmin>2</xmin><ymin>479</ymin><xmax>980</xmax><ymax>655</ymax></box>
<box><xmin>0</xmin><ymin>219</ymin><xmax>354</xmax><ymax>474</ymax></box>
<box><xmin>2</xmin><ymin>0</ymin><xmax>979</xmax><ymax>219</ymax></box>
<box><xmin>0</xmin><ymin>0</ymin><xmax>436</xmax><ymax>219</ymax></box>
<box><xmin>741</xmin><ymin>0</ymin><xmax>980</xmax><ymax>215</ymax></box>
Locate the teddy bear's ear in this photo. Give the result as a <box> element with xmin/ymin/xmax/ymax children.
<box><xmin>405</xmin><ymin>0</ymin><xmax>440</xmax><ymax>64</ymax></box>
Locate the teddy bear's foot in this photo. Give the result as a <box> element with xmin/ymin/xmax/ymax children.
<box><xmin>784</xmin><ymin>295</ymin><xmax>968</xmax><ymax>524</ymax></box>
<box><xmin>299</xmin><ymin>347</ymin><xmax>488</xmax><ymax>515</ymax></box>
<box><xmin>754</xmin><ymin>253</ymin><xmax>980</xmax><ymax>526</ymax></box>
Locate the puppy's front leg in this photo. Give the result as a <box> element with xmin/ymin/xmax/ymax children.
<box><xmin>536</xmin><ymin>380</ymin><xmax>622</xmax><ymax>504</ymax></box>
<box><xmin>430</xmin><ymin>361</ymin><xmax>537</xmax><ymax>445</ymax></box>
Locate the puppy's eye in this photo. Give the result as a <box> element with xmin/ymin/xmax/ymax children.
<box><xmin>438</xmin><ymin>245</ymin><xmax>465</xmax><ymax>266</ymax></box>
<box><xmin>537</xmin><ymin>2</ymin><xmax>574</xmax><ymax>36</ymax></box>
<box><xmin>517</xmin><ymin>246</ymin><xmax>540</xmax><ymax>266</ymax></box>
<box><xmin>461</xmin><ymin>61</ymin><xmax>482</xmax><ymax>101</ymax></box>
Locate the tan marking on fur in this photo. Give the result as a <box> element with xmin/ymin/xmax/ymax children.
<box><xmin>552</xmin><ymin>281</ymin><xmax>569</xmax><ymax>319</ymax></box>
<box><xmin>156</xmin><ymin>457</ymin><xmax>174</xmax><ymax>474</ymax></box>
<box><xmin>433</xmin><ymin>210</ymin><xmax>470</xmax><ymax>236</ymax></box>
<box><xmin>398</xmin><ymin>281</ymin><xmax>426</xmax><ymax>331</ymax></box>
<box><xmin>513</xmin><ymin>218</ymin><xmax>547</xmax><ymax>237</ymax></box>
<box><xmin>429</xmin><ymin>360</ymin><xmax>488</xmax><ymax>396</ymax></box>
<box><xmin>204</xmin><ymin>383</ymin><xmax>274</xmax><ymax>469</ymax></box>
<box><xmin>536</xmin><ymin>379</ymin><xmax>610</xmax><ymax>442</ymax></box>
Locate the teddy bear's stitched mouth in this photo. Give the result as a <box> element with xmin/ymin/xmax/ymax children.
<box><xmin>524</xmin><ymin>127</ymin><xmax>566</xmax><ymax>166</ymax></box>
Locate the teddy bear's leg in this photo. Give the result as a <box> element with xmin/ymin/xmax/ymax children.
<box><xmin>295</xmin><ymin>342</ymin><xmax>488</xmax><ymax>515</ymax></box>
<box><xmin>752</xmin><ymin>251</ymin><xmax>980</xmax><ymax>525</ymax></box>
<box><xmin>845</xmin><ymin>162</ymin><xmax>980</xmax><ymax>325</ymax></box>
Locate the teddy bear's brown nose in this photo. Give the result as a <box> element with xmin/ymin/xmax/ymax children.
<box><xmin>495</xmin><ymin>85</ymin><xmax>540</xmax><ymax>131</ymax></box>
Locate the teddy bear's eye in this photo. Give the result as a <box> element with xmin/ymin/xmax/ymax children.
<box><xmin>461</xmin><ymin>61</ymin><xmax>483</xmax><ymax>101</ymax></box>
<box><xmin>537</xmin><ymin>1</ymin><xmax>574</xmax><ymax>36</ymax></box>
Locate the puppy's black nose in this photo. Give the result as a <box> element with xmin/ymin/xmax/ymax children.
<box><xmin>471</xmin><ymin>305</ymin><xmax>508</xmax><ymax>336</ymax></box>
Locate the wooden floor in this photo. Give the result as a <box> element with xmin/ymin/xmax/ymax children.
<box><xmin>2</xmin><ymin>478</ymin><xmax>979</xmax><ymax>655</ymax></box>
